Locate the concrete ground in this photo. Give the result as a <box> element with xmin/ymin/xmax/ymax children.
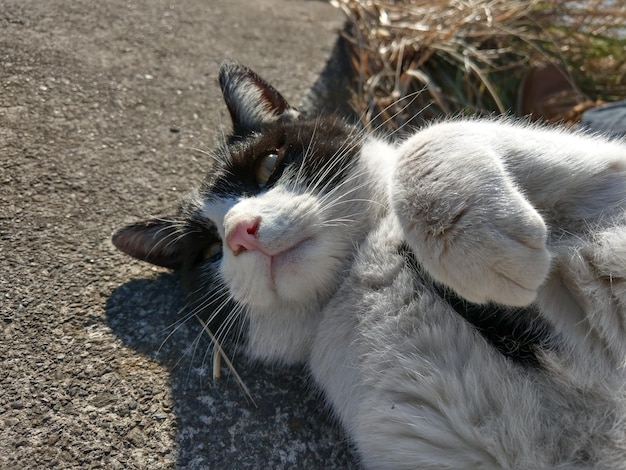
<box><xmin>0</xmin><ymin>0</ymin><xmax>358</xmax><ymax>468</ymax></box>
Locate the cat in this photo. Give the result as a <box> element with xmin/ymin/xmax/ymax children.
<box><xmin>113</xmin><ymin>59</ymin><xmax>626</xmax><ymax>469</ymax></box>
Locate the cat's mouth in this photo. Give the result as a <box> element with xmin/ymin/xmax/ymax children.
<box><xmin>254</xmin><ymin>237</ymin><xmax>313</xmax><ymax>292</ymax></box>
<box><xmin>274</xmin><ymin>235</ymin><xmax>311</xmax><ymax>263</ymax></box>
<box><xmin>228</xmin><ymin>237</ymin><xmax>313</xmax><ymax>300</ymax></box>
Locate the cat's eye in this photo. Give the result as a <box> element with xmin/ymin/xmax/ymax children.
<box><xmin>202</xmin><ymin>241</ymin><xmax>223</xmax><ymax>261</ymax></box>
<box><xmin>256</xmin><ymin>151</ymin><xmax>279</xmax><ymax>188</ymax></box>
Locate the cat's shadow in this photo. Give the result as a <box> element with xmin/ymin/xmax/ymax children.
<box><xmin>105</xmin><ymin>272</ymin><xmax>357</xmax><ymax>468</ymax></box>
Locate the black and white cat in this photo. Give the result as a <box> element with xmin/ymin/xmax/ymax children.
<box><xmin>113</xmin><ymin>60</ymin><xmax>626</xmax><ymax>468</ymax></box>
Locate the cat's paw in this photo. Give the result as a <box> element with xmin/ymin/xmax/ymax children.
<box><xmin>458</xmin><ymin>210</ymin><xmax>551</xmax><ymax>306</ymax></box>
<box><xmin>406</xmin><ymin>197</ymin><xmax>551</xmax><ymax>306</ymax></box>
<box><xmin>392</xmin><ymin>138</ymin><xmax>552</xmax><ymax>306</ymax></box>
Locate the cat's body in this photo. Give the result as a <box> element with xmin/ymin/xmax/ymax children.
<box><xmin>114</xmin><ymin>61</ymin><xmax>626</xmax><ymax>468</ymax></box>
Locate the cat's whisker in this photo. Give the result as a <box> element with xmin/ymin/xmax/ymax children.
<box><xmin>318</xmin><ymin>90</ymin><xmax>427</xmax><ymax>172</ymax></box>
<box><xmin>383</xmin><ymin>102</ymin><xmax>435</xmax><ymax>143</ymax></box>
<box><xmin>351</xmin><ymin>86</ymin><xmax>421</xmax><ymax>131</ymax></box>
<box><xmin>184</xmin><ymin>133</ymin><xmax>224</xmax><ymax>165</ymax></box>
<box><xmin>305</xmin><ymin>152</ymin><xmax>361</xmax><ymax>198</ymax></box>
<box><xmin>314</xmin><ymin>105</ymin><xmax>416</xmax><ymax>181</ymax></box>
<box><xmin>299</xmin><ymin>123</ymin><xmax>369</xmax><ymax>195</ymax></box>
<box><xmin>152</xmin><ymin>303</ymin><xmax>215</xmax><ymax>380</ymax></box>
<box><xmin>196</xmin><ymin>314</ymin><xmax>257</xmax><ymax>407</ymax></box>
<box><xmin>137</xmin><ymin>214</ymin><xmax>188</xmax><ymax>236</ymax></box>
<box><xmin>173</xmin><ymin>284</ymin><xmax>248</xmax><ymax>387</ymax></box>
<box><xmin>195</xmin><ymin>285</ymin><xmax>247</xmax><ymax>359</ymax></box>
<box><xmin>315</xmin><ymin>172</ymin><xmax>378</xmax><ymax>211</ymax></box>
<box><xmin>294</xmin><ymin>117</ymin><xmax>320</xmax><ymax>185</ymax></box>
<box><xmin>316</xmin><ymin>218</ymin><xmax>359</xmax><ymax>228</ymax></box>
<box><xmin>303</xmin><ymin>153</ymin><xmax>350</xmax><ymax>195</ymax></box>
<box><xmin>213</xmin><ymin>302</ymin><xmax>246</xmax><ymax>348</ymax></box>
<box><xmin>138</xmin><ymin>223</ymin><xmax>191</xmax><ymax>261</ymax></box>
<box><xmin>149</xmin><ymin>230</ymin><xmax>190</xmax><ymax>259</ymax></box>
<box><xmin>291</xmin><ymin>115</ymin><xmax>356</xmax><ymax>192</ymax></box>
<box><xmin>186</xmin><ymin>146</ymin><xmax>223</xmax><ymax>165</ymax></box>
<box><xmin>179</xmin><ymin>324</ymin><xmax>217</xmax><ymax>384</ymax></box>
<box><xmin>331</xmin><ymin>125</ymin><xmax>366</xmax><ymax>160</ymax></box>
<box><xmin>359</xmin><ymin>87</ymin><xmax>428</xmax><ymax>134</ymax></box>
<box><xmin>230</xmin><ymin>309</ymin><xmax>249</xmax><ymax>356</ymax></box>
<box><xmin>315</xmin><ymin>166</ymin><xmax>370</xmax><ymax>196</ymax></box>
<box><xmin>328</xmin><ymin>196</ymin><xmax>386</xmax><ymax>208</ymax></box>
<box><xmin>315</xmin><ymin>207</ymin><xmax>379</xmax><ymax>227</ymax></box>
<box><xmin>374</xmin><ymin>90</ymin><xmax>427</xmax><ymax>130</ymax></box>
<box><xmin>154</xmin><ymin>305</ymin><xmax>198</xmax><ymax>357</ymax></box>
<box><xmin>204</xmin><ymin>297</ymin><xmax>237</xmax><ymax>336</ymax></box>
<box><xmin>154</xmin><ymin>286</ymin><xmax>230</xmax><ymax>365</ymax></box>
<box><xmin>150</xmin><ymin>215</ymin><xmax>186</xmax><ymax>225</ymax></box>
<box><xmin>188</xmin><ymin>288</ymin><xmax>232</xmax><ymax>329</ymax></box>
<box><xmin>192</xmin><ymin>281</ymin><xmax>239</xmax><ymax>326</ymax></box>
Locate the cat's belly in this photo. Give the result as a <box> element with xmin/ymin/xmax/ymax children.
<box><xmin>308</xmin><ymin>215</ymin><xmax>621</xmax><ymax>469</ymax></box>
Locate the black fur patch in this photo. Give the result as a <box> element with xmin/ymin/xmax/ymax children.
<box><xmin>200</xmin><ymin>116</ymin><xmax>361</xmax><ymax>200</ymax></box>
<box><xmin>399</xmin><ymin>243</ymin><xmax>556</xmax><ymax>367</ymax></box>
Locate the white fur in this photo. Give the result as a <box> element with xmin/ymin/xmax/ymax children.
<box><xmin>217</xmin><ymin>119</ymin><xmax>626</xmax><ymax>467</ymax></box>
<box><xmin>203</xmin><ymin>154</ymin><xmax>384</xmax><ymax>362</ymax></box>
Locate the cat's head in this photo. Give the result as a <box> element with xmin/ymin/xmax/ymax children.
<box><xmin>113</xmin><ymin>60</ymin><xmax>384</xmax><ymax>361</ymax></box>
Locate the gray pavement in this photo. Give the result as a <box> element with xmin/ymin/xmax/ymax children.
<box><xmin>0</xmin><ymin>1</ymin><xmax>358</xmax><ymax>468</ymax></box>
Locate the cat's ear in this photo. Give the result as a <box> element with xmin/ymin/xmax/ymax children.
<box><xmin>219</xmin><ymin>59</ymin><xmax>302</xmax><ymax>137</ymax></box>
<box><xmin>112</xmin><ymin>219</ymin><xmax>184</xmax><ymax>270</ymax></box>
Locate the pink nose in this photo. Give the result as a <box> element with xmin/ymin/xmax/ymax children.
<box><xmin>226</xmin><ymin>217</ymin><xmax>261</xmax><ymax>255</ymax></box>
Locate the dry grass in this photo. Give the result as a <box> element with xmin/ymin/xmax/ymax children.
<box><xmin>332</xmin><ymin>0</ymin><xmax>626</xmax><ymax>130</ymax></box>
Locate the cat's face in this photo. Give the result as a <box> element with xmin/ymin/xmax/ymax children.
<box><xmin>198</xmin><ymin>115</ymin><xmax>366</xmax><ymax>312</ymax></box>
<box><xmin>113</xmin><ymin>61</ymin><xmax>374</xmax><ymax>331</ymax></box>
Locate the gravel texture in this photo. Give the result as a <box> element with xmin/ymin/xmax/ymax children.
<box><xmin>0</xmin><ymin>1</ymin><xmax>358</xmax><ymax>468</ymax></box>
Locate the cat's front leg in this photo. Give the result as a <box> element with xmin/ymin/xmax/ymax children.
<box><xmin>391</xmin><ymin>124</ymin><xmax>551</xmax><ymax>306</ymax></box>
